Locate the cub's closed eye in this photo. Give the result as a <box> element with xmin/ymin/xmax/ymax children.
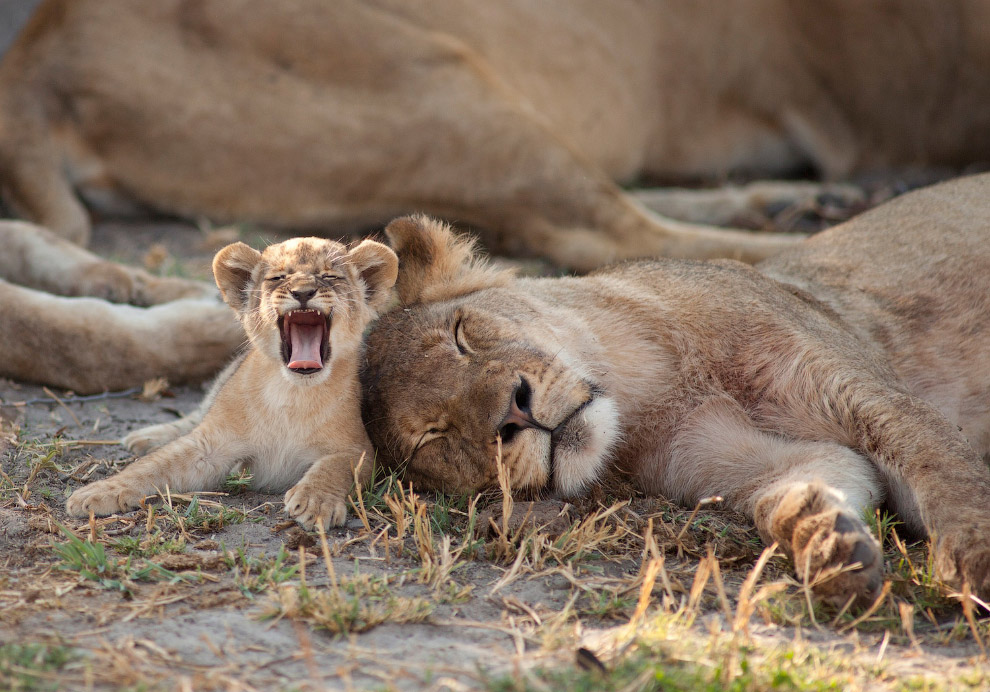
<box><xmin>321</xmin><ymin>274</ymin><xmax>342</xmax><ymax>281</ymax></box>
<box><xmin>266</xmin><ymin>275</ymin><xmax>286</xmax><ymax>282</ymax></box>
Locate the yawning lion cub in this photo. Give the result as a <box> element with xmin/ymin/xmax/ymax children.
<box><xmin>67</xmin><ymin>236</ymin><xmax>397</xmax><ymax>529</ymax></box>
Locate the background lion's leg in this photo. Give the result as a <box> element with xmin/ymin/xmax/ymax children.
<box><xmin>0</xmin><ymin>281</ymin><xmax>242</xmax><ymax>393</ymax></box>
<box><xmin>373</xmin><ymin>97</ymin><xmax>804</xmax><ymax>270</ymax></box>
<box><xmin>0</xmin><ymin>101</ymin><xmax>91</xmax><ymax>244</ymax></box>
<box><xmin>630</xmin><ymin>181</ymin><xmax>865</xmax><ymax>229</ymax></box>
<box><xmin>666</xmin><ymin>397</ymin><xmax>884</xmax><ymax>606</ymax></box>
<box><xmin>0</xmin><ymin>220</ymin><xmax>214</xmax><ymax>304</ymax></box>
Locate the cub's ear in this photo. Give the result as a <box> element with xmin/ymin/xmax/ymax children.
<box><xmin>384</xmin><ymin>215</ymin><xmax>513</xmax><ymax>305</ymax></box>
<box><xmin>213</xmin><ymin>242</ymin><xmax>262</xmax><ymax>312</ymax></box>
<box><xmin>347</xmin><ymin>239</ymin><xmax>398</xmax><ymax>312</ymax></box>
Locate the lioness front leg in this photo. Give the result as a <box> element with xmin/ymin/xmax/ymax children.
<box><xmin>836</xmin><ymin>389</ymin><xmax>990</xmax><ymax>598</ymax></box>
<box><xmin>669</xmin><ymin>398</ymin><xmax>884</xmax><ymax>606</ymax></box>
<box><xmin>67</xmin><ymin>430</ymin><xmax>244</xmax><ymax>517</ymax></box>
<box><xmin>283</xmin><ymin>448</ymin><xmax>373</xmax><ymax>530</ymax></box>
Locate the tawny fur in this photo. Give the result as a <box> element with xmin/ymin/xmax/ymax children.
<box><xmin>362</xmin><ymin>176</ymin><xmax>990</xmax><ymax>605</ymax></box>
<box><xmin>66</xmin><ymin>236</ymin><xmax>398</xmax><ymax>530</ymax></box>
<box><xmin>5</xmin><ymin>1</ymin><xmax>990</xmax><ymax>268</ymax></box>
<box><xmin>0</xmin><ymin>220</ymin><xmax>242</xmax><ymax>392</ymax></box>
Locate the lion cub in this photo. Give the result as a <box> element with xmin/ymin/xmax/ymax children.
<box><xmin>66</xmin><ymin>236</ymin><xmax>397</xmax><ymax>529</ymax></box>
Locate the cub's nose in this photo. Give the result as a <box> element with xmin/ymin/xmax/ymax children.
<box><xmin>290</xmin><ymin>287</ymin><xmax>317</xmax><ymax>303</ymax></box>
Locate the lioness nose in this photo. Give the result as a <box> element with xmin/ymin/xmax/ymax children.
<box><xmin>291</xmin><ymin>287</ymin><xmax>317</xmax><ymax>302</ymax></box>
<box><xmin>498</xmin><ymin>377</ymin><xmax>546</xmax><ymax>443</ymax></box>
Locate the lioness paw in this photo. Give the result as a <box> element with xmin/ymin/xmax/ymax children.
<box><xmin>793</xmin><ymin>512</ymin><xmax>884</xmax><ymax>607</ymax></box>
<box><xmin>765</xmin><ymin>484</ymin><xmax>883</xmax><ymax>607</ymax></box>
<box><xmin>933</xmin><ymin>530</ymin><xmax>990</xmax><ymax>600</ymax></box>
<box><xmin>66</xmin><ymin>481</ymin><xmax>147</xmax><ymax>517</ymax></box>
<box><xmin>284</xmin><ymin>481</ymin><xmax>347</xmax><ymax>531</ymax></box>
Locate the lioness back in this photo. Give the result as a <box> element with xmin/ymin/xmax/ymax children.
<box><xmin>759</xmin><ymin>175</ymin><xmax>990</xmax><ymax>454</ymax></box>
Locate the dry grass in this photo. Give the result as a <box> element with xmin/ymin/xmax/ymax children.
<box><xmin>2</xmin><ymin>385</ymin><xmax>989</xmax><ymax>691</ymax></box>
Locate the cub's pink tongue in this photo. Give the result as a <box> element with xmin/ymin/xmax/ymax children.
<box><xmin>287</xmin><ymin>322</ymin><xmax>324</xmax><ymax>370</ymax></box>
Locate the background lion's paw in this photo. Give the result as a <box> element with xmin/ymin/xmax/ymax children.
<box><xmin>66</xmin><ymin>481</ymin><xmax>146</xmax><ymax>517</ymax></box>
<box><xmin>283</xmin><ymin>481</ymin><xmax>347</xmax><ymax>531</ymax></box>
<box><xmin>74</xmin><ymin>262</ymin><xmax>138</xmax><ymax>304</ymax></box>
<box><xmin>136</xmin><ymin>275</ymin><xmax>217</xmax><ymax>304</ymax></box>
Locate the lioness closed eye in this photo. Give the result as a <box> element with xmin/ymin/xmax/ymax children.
<box><xmin>361</xmin><ymin>177</ymin><xmax>990</xmax><ymax>607</ymax></box>
<box><xmin>67</xmin><ymin>236</ymin><xmax>398</xmax><ymax>529</ymax></box>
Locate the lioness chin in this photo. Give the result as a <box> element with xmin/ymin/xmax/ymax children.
<box><xmin>361</xmin><ymin>175</ymin><xmax>990</xmax><ymax>606</ymax></box>
<box><xmin>67</xmin><ymin>236</ymin><xmax>398</xmax><ymax>530</ymax></box>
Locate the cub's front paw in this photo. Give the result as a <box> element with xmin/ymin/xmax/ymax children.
<box><xmin>284</xmin><ymin>481</ymin><xmax>347</xmax><ymax>531</ymax></box>
<box><xmin>66</xmin><ymin>480</ymin><xmax>147</xmax><ymax>517</ymax></box>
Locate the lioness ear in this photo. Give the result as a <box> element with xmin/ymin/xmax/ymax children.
<box><xmin>213</xmin><ymin>242</ymin><xmax>262</xmax><ymax>312</ymax></box>
<box><xmin>385</xmin><ymin>215</ymin><xmax>513</xmax><ymax>305</ymax></box>
<box><xmin>347</xmin><ymin>239</ymin><xmax>398</xmax><ymax>312</ymax></box>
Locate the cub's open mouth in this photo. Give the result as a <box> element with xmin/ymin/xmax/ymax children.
<box><xmin>278</xmin><ymin>309</ymin><xmax>331</xmax><ymax>374</ymax></box>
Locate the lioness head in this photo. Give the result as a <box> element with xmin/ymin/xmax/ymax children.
<box><xmin>361</xmin><ymin>216</ymin><xmax>620</xmax><ymax>495</ymax></box>
<box><xmin>214</xmin><ymin>236</ymin><xmax>397</xmax><ymax>384</ymax></box>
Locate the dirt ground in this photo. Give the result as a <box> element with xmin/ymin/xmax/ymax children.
<box><xmin>2</xmin><ymin>189</ymin><xmax>990</xmax><ymax>691</ymax></box>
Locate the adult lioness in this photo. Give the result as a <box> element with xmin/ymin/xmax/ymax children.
<box><xmin>361</xmin><ymin>175</ymin><xmax>990</xmax><ymax>605</ymax></box>
<box><xmin>68</xmin><ymin>236</ymin><xmax>397</xmax><ymax>529</ymax></box>
<box><xmin>4</xmin><ymin>1</ymin><xmax>990</xmax><ymax>269</ymax></box>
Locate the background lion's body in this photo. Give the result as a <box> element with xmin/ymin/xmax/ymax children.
<box><xmin>3</xmin><ymin>0</ymin><xmax>990</xmax><ymax>267</ymax></box>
